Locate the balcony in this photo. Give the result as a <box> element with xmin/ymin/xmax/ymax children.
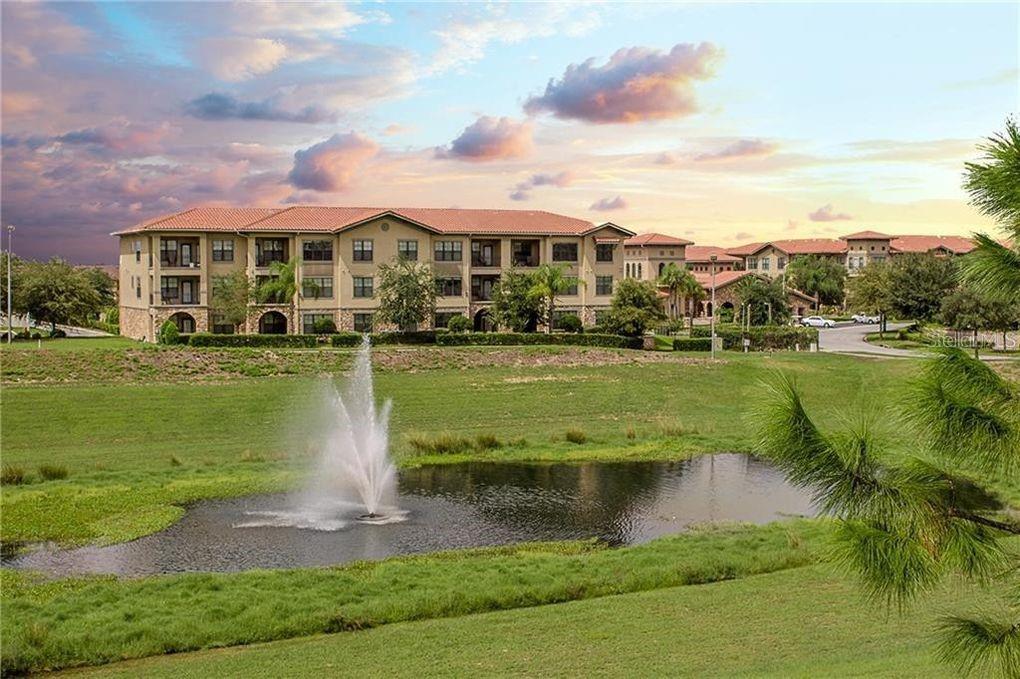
<box><xmin>159</xmin><ymin>276</ymin><xmax>200</xmax><ymax>305</ymax></box>
<box><xmin>159</xmin><ymin>237</ymin><xmax>200</xmax><ymax>268</ymax></box>
<box><xmin>256</xmin><ymin>238</ymin><xmax>288</xmax><ymax>267</ymax></box>
<box><xmin>471</xmin><ymin>274</ymin><xmax>499</xmax><ymax>302</ymax></box>
<box><xmin>511</xmin><ymin>239</ymin><xmax>540</xmax><ymax>267</ymax></box>
<box><xmin>471</xmin><ymin>239</ymin><xmax>501</xmax><ymax>267</ymax></box>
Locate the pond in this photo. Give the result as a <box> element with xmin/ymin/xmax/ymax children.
<box><xmin>4</xmin><ymin>454</ymin><xmax>816</xmax><ymax>577</ymax></box>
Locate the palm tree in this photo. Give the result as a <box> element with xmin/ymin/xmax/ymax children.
<box><xmin>658</xmin><ymin>263</ymin><xmax>691</xmax><ymax>321</ymax></box>
<box><xmin>678</xmin><ymin>272</ymin><xmax>707</xmax><ymax>330</ymax></box>
<box><xmin>530</xmin><ymin>264</ymin><xmax>579</xmax><ymax>333</ymax></box>
<box><xmin>754</xmin><ymin>349</ymin><xmax>1019</xmax><ymax>677</ymax></box>
<box><xmin>962</xmin><ymin>119</ymin><xmax>1020</xmax><ymax>299</ymax></box>
<box><xmin>256</xmin><ymin>256</ymin><xmax>302</xmax><ymax>305</ymax></box>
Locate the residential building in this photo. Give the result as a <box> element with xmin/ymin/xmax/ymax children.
<box><xmin>691</xmin><ymin>270</ymin><xmax>818</xmax><ymax>319</ymax></box>
<box><xmin>622</xmin><ymin>232</ymin><xmax>692</xmax><ymax>281</ymax></box>
<box><xmin>114</xmin><ymin>206</ymin><xmax>633</xmax><ymax>342</ymax></box>
<box><xmin>725</xmin><ymin>239</ymin><xmax>846</xmax><ymax>277</ymax></box>
<box><xmin>684</xmin><ymin>246</ymin><xmax>741</xmax><ymax>273</ymax></box>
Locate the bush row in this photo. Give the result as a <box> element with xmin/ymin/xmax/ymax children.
<box><xmin>436</xmin><ymin>332</ymin><xmax>643</xmax><ymax>349</ymax></box>
<box><xmin>188</xmin><ymin>333</ymin><xmax>320</xmax><ymax>348</ymax></box>
<box><xmin>673</xmin><ymin>337</ymin><xmax>712</xmax><ymax>352</ymax></box>
<box><xmin>167</xmin><ymin>330</ymin><xmax>645</xmax><ymax>350</ymax></box>
<box><xmin>689</xmin><ymin>324</ymin><xmax>818</xmax><ymax>351</ymax></box>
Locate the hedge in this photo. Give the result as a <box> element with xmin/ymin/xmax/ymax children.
<box><xmin>329</xmin><ymin>331</ymin><xmax>443</xmax><ymax>347</ymax></box>
<box><xmin>673</xmin><ymin>337</ymin><xmax>712</xmax><ymax>352</ymax></box>
<box><xmin>435</xmin><ymin>332</ymin><xmax>643</xmax><ymax>349</ymax></box>
<box><xmin>689</xmin><ymin>324</ymin><xmax>818</xmax><ymax>351</ymax></box>
<box><xmin>188</xmin><ymin>333</ymin><xmax>319</xmax><ymax>348</ymax></box>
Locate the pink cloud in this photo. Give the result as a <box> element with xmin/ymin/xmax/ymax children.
<box><xmin>524</xmin><ymin>43</ymin><xmax>722</xmax><ymax>123</ymax></box>
<box><xmin>55</xmin><ymin>119</ymin><xmax>177</xmax><ymax>155</ymax></box>
<box><xmin>694</xmin><ymin>139</ymin><xmax>777</xmax><ymax>162</ymax></box>
<box><xmin>194</xmin><ymin>37</ymin><xmax>288</xmax><ymax>82</ymax></box>
<box><xmin>287</xmin><ymin>132</ymin><xmax>379</xmax><ymax>192</ymax></box>
<box><xmin>808</xmin><ymin>204</ymin><xmax>853</xmax><ymax>222</ymax></box>
<box><xmin>509</xmin><ymin>170</ymin><xmax>574</xmax><ymax>201</ymax></box>
<box><xmin>436</xmin><ymin>116</ymin><xmax>532</xmax><ymax>161</ymax></box>
<box><xmin>589</xmin><ymin>195</ymin><xmax>627</xmax><ymax>211</ymax></box>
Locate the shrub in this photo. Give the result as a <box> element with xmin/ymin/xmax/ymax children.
<box><xmin>556</xmin><ymin>314</ymin><xmax>583</xmax><ymax>333</ymax></box>
<box><xmin>158</xmin><ymin>320</ymin><xmax>180</xmax><ymax>345</ymax></box>
<box><xmin>369</xmin><ymin>330</ymin><xmax>438</xmax><ymax>345</ymax></box>
<box><xmin>312</xmin><ymin>318</ymin><xmax>337</xmax><ymax>334</ymax></box>
<box><xmin>673</xmin><ymin>337</ymin><xmax>712</xmax><ymax>351</ymax></box>
<box><xmin>330</xmin><ymin>332</ymin><xmax>364</xmax><ymax>347</ymax></box>
<box><xmin>474</xmin><ymin>433</ymin><xmax>502</xmax><ymax>451</ymax></box>
<box><xmin>189</xmin><ymin>333</ymin><xmax>319</xmax><ymax>348</ymax></box>
<box><xmin>38</xmin><ymin>464</ymin><xmax>69</xmax><ymax>481</ymax></box>
<box><xmin>565</xmin><ymin>429</ymin><xmax>588</xmax><ymax>444</ymax></box>
<box><xmin>446</xmin><ymin>315</ymin><xmax>470</xmax><ymax>333</ymax></box>
<box><xmin>690</xmin><ymin>324</ymin><xmax>818</xmax><ymax>351</ymax></box>
<box><xmin>1</xmin><ymin>465</ymin><xmax>27</xmax><ymax>485</ymax></box>
<box><xmin>436</xmin><ymin>332</ymin><xmax>642</xmax><ymax>349</ymax></box>
<box><xmin>406</xmin><ymin>433</ymin><xmax>474</xmax><ymax>455</ymax></box>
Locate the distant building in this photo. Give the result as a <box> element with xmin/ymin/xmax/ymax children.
<box><xmin>622</xmin><ymin>232</ymin><xmax>692</xmax><ymax>281</ymax></box>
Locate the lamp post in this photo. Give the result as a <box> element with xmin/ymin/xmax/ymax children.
<box><xmin>6</xmin><ymin>225</ymin><xmax>13</xmax><ymax>344</ymax></box>
<box><xmin>709</xmin><ymin>254</ymin><xmax>717</xmax><ymax>359</ymax></box>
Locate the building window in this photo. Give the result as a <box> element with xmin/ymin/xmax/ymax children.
<box><xmin>511</xmin><ymin>240</ymin><xmax>539</xmax><ymax>266</ymax></box>
<box><xmin>303</xmin><ymin>239</ymin><xmax>333</xmax><ymax>262</ymax></box>
<box><xmin>212</xmin><ymin>239</ymin><xmax>234</xmax><ymax>262</ymax></box>
<box><xmin>160</xmin><ymin>239</ymin><xmax>178</xmax><ymax>267</ymax></box>
<box><xmin>563</xmin><ymin>277</ymin><xmax>579</xmax><ymax>295</ymax></box>
<box><xmin>596</xmin><ymin>275</ymin><xmax>613</xmax><ymax>295</ymax></box>
<box><xmin>256</xmin><ymin>239</ymin><xmax>286</xmax><ymax>267</ymax></box>
<box><xmin>302</xmin><ymin>313</ymin><xmax>333</xmax><ymax>334</ymax></box>
<box><xmin>160</xmin><ymin>276</ymin><xmax>179</xmax><ymax>303</ymax></box>
<box><xmin>134</xmin><ymin>240</ymin><xmax>142</xmax><ymax>263</ymax></box>
<box><xmin>637</xmin><ymin>263</ymin><xmax>642</xmax><ymax>279</ymax></box>
<box><xmin>435</xmin><ymin>277</ymin><xmax>462</xmax><ymax>297</ymax></box>
<box><xmin>777</xmin><ymin>256</ymin><xmax>786</xmax><ymax>270</ymax></box>
<box><xmin>353</xmin><ymin>313</ymin><xmax>373</xmax><ymax>333</ymax></box>
<box><xmin>353</xmin><ymin>276</ymin><xmax>373</xmax><ymax>298</ymax></box>
<box><xmin>212</xmin><ymin>314</ymin><xmax>235</xmax><ymax>334</ymax></box>
<box><xmin>746</xmin><ymin>256</ymin><xmax>758</xmax><ymax>269</ymax></box>
<box><xmin>435</xmin><ymin>241</ymin><xmax>462</xmax><ymax>262</ymax></box>
<box><xmin>596</xmin><ymin>243</ymin><xmax>614</xmax><ymax>262</ymax></box>
<box><xmin>397</xmin><ymin>240</ymin><xmax>418</xmax><ymax>261</ymax></box>
<box><xmin>761</xmin><ymin>258</ymin><xmax>770</xmax><ymax>271</ymax></box>
<box><xmin>552</xmin><ymin>243</ymin><xmax>578</xmax><ymax>262</ymax></box>
<box><xmin>353</xmin><ymin>239</ymin><xmax>373</xmax><ymax>262</ymax></box>
<box><xmin>302</xmin><ymin>276</ymin><xmax>333</xmax><ymax>299</ymax></box>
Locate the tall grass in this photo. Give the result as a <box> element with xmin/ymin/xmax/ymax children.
<box><xmin>406</xmin><ymin>432</ymin><xmax>505</xmax><ymax>455</ymax></box>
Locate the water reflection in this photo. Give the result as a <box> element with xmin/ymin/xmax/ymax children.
<box><xmin>4</xmin><ymin>454</ymin><xmax>815</xmax><ymax>577</ymax></box>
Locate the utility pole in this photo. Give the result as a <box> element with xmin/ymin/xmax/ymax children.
<box><xmin>709</xmin><ymin>255</ymin><xmax>717</xmax><ymax>359</ymax></box>
<box><xmin>6</xmin><ymin>225</ymin><xmax>14</xmax><ymax>344</ymax></box>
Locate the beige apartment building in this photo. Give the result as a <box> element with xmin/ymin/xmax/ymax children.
<box><xmin>622</xmin><ymin>232</ymin><xmax>692</xmax><ymax>281</ymax></box>
<box><xmin>114</xmin><ymin>206</ymin><xmax>634</xmax><ymax>342</ymax></box>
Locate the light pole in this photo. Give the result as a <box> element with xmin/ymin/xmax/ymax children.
<box><xmin>6</xmin><ymin>225</ymin><xmax>13</xmax><ymax>344</ymax></box>
<box><xmin>709</xmin><ymin>254</ymin><xmax>717</xmax><ymax>359</ymax></box>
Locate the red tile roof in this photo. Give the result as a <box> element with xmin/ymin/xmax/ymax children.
<box><xmin>841</xmin><ymin>230</ymin><xmax>891</xmax><ymax>240</ymax></box>
<box><xmin>890</xmin><ymin>235</ymin><xmax>976</xmax><ymax>255</ymax></box>
<box><xmin>684</xmin><ymin>246</ymin><xmax>741</xmax><ymax>263</ymax></box>
<box><xmin>624</xmin><ymin>232</ymin><xmax>694</xmax><ymax>246</ymax></box>
<box><xmin>726</xmin><ymin>239</ymin><xmax>846</xmax><ymax>256</ymax></box>
<box><xmin>692</xmin><ymin>270</ymin><xmax>757</xmax><ymax>289</ymax></box>
<box><xmin>113</xmin><ymin>206</ymin><xmax>632</xmax><ymax>237</ymax></box>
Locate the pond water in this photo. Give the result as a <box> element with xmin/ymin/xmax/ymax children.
<box><xmin>4</xmin><ymin>454</ymin><xmax>815</xmax><ymax>577</ymax></box>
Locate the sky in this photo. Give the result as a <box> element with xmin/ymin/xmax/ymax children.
<box><xmin>1</xmin><ymin>1</ymin><xmax>1017</xmax><ymax>263</ymax></box>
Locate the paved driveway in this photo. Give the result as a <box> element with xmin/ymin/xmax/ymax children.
<box><xmin>817</xmin><ymin>322</ymin><xmax>915</xmax><ymax>357</ymax></box>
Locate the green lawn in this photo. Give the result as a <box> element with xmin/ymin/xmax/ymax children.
<box><xmin>0</xmin><ymin>336</ymin><xmax>140</xmax><ymax>352</ymax></box>
<box><xmin>67</xmin><ymin>564</ymin><xmax>971</xmax><ymax>678</ymax></box>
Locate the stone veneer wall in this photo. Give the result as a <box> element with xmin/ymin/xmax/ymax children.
<box><xmin>120</xmin><ymin>307</ymin><xmax>151</xmax><ymax>342</ymax></box>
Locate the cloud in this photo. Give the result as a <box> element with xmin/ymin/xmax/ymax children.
<box><xmin>184</xmin><ymin>93</ymin><xmax>335</xmax><ymax>123</ymax></box>
<box><xmin>589</xmin><ymin>195</ymin><xmax>627</xmax><ymax>211</ymax></box>
<box><xmin>2</xmin><ymin>92</ymin><xmax>43</xmax><ymax>118</ymax></box>
<box><xmin>694</xmin><ymin>139</ymin><xmax>777</xmax><ymax>162</ymax></box>
<box><xmin>55</xmin><ymin>119</ymin><xmax>176</xmax><ymax>155</ymax></box>
<box><xmin>1</xmin><ymin>2</ymin><xmax>89</xmax><ymax>69</ymax></box>
<box><xmin>734</xmin><ymin>231</ymin><xmax>753</xmax><ymax>241</ymax></box>
<box><xmin>287</xmin><ymin>132</ymin><xmax>379</xmax><ymax>191</ymax></box>
<box><xmin>808</xmin><ymin>204</ymin><xmax>853</xmax><ymax>222</ymax></box>
<box><xmin>524</xmin><ymin>42</ymin><xmax>722</xmax><ymax>123</ymax></box>
<box><xmin>436</xmin><ymin>116</ymin><xmax>532</xmax><ymax>162</ymax></box>
<box><xmin>195</xmin><ymin>37</ymin><xmax>288</xmax><ymax>81</ymax></box>
<box><xmin>509</xmin><ymin>170</ymin><xmax>574</xmax><ymax>200</ymax></box>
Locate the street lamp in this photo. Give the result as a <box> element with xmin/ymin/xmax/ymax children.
<box><xmin>6</xmin><ymin>225</ymin><xmax>14</xmax><ymax>344</ymax></box>
<box><xmin>709</xmin><ymin>254</ymin><xmax>717</xmax><ymax>359</ymax></box>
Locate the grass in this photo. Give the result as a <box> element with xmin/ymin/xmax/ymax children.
<box><xmin>0</xmin><ymin>351</ymin><xmax>917</xmax><ymax>545</ymax></box>
<box><xmin>0</xmin><ymin>336</ymin><xmax>141</xmax><ymax>352</ymax></box>
<box><xmin>1</xmin><ymin>521</ymin><xmax>827</xmax><ymax>674</ymax></box>
<box><xmin>66</xmin><ymin>563</ymin><xmax>978</xmax><ymax>678</ymax></box>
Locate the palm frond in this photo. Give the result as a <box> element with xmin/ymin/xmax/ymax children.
<box><xmin>937</xmin><ymin>611</ymin><xmax>1020</xmax><ymax>678</ymax></box>
<box><xmin>960</xmin><ymin>233</ymin><xmax>1020</xmax><ymax>300</ymax></box>
<box><xmin>963</xmin><ymin>118</ymin><xmax>1020</xmax><ymax>237</ymax></box>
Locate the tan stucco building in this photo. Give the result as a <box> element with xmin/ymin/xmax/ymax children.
<box><xmin>114</xmin><ymin>206</ymin><xmax>634</xmax><ymax>342</ymax></box>
<box><xmin>622</xmin><ymin>232</ymin><xmax>692</xmax><ymax>281</ymax></box>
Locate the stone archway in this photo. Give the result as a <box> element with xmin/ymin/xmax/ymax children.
<box><xmin>258</xmin><ymin>310</ymin><xmax>288</xmax><ymax>334</ymax></box>
<box><xmin>168</xmin><ymin>312</ymin><xmax>195</xmax><ymax>334</ymax></box>
<box><xmin>473</xmin><ymin>308</ymin><xmax>495</xmax><ymax>332</ymax></box>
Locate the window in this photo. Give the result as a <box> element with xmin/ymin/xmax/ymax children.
<box><xmin>160</xmin><ymin>276</ymin><xmax>179</xmax><ymax>302</ymax></box>
<box><xmin>471</xmin><ymin>241</ymin><xmax>499</xmax><ymax>266</ymax></box>
<box><xmin>256</xmin><ymin>239</ymin><xmax>286</xmax><ymax>267</ymax></box>
<box><xmin>761</xmin><ymin>258</ymin><xmax>770</xmax><ymax>271</ymax></box>
<box><xmin>302</xmin><ymin>276</ymin><xmax>333</xmax><ymax>299</ymax></box>
<box><xmin>303</xmin><ymin>239</ymin><xmax>333</xmax><ymax>262</ymax></box>
<box><xmin>746</xmin><ymin>256</ymin><xmax>758</xmax><ymax>269</ymax></box>
<box><xmin>625</xmin><ymin>263</ymin><xmax>631</xmax><ymax>278</ymax></box>
<box><xmin>134</xmin><ymin>275</ymin><xmax>141</xmax><ymax>299</ymax></box>
<box><xmin>353</xmin><ymin>313</ymin><xmax>373</xmax><ymax>333</ymax></box>
<box><xmin>435</xmin><ymin>277</ymin><xmax>462</xmax><ymax>297</ymax></box>
<box><xmin>511</xmin><ymin>240</ymin><xmax>539</xmax><ymax>266</ymax></box>
<box><xmin>353</xmin><ymin>276</ymin><xmax>373</xmax><ymax>298</ymax></box>
<box><xmin>562</xmin><ymin>277</ymin><xmax>579</xmax><ymax>295</ymax></box>
<box><xmin>637</xmin><ymin>263</ymin><xmax>642</xmax><ymax>279</ymax></box>
<box><xmin>397</xmin><ymin>240</ymin><xmax>418</xmax><ymax>261</ymax></box>
<box><xmin>212</xmin><ymin>314</ymin><xmax>235</xmax><ymax>334</ymax></box>
<box><xmin>777</xmin><ymin>256</ymin><xmax>786</xmax><ymax>270</ymax></box>
<box><xmin>596</xmin><ymin>275</ymin><xmax>613</xmax><ymax>295</ymax></box>
<box><xmin>134</xmin><ymin>240</ymin><xmax>142</xmax><ymax>263</ymax></box>
<box><xmin>552</xmin><ymin>243</ymin><xmax>578</xmax><ymax>262</ymax></box>
<box><xmin>353</xmin><ymin>239</ymin><xmax>373</xmax><ymax>262</ymax></box>
<box><xmin>212</xmin><ymin>240</ymin><xmax>234</xmax><ymax>262</ymax></box>
<box><xmin>302</xmin><ymin>313</ymin><xmax>333</xmax><ymax>333</ymax></box>
<box><xmin>596</xmin><ymin>243</ymin><xmax>614</xmax><ymax>262</ymax></box>
<box><xmin>160</xmin><ymin>239</ymin><xmax>178</xmax><ymax>267</ymax></box>
<box><xmin>434</xmin><ymin>241</ymin><xmax>462</xmax><ymax>262</ymax></box>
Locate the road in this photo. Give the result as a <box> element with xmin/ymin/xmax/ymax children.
<box><xmin>817</xmin><ymin>322</ymin><xmax>915</xmax><ymax>358</ymax></box>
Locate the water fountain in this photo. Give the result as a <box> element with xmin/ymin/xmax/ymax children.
<box><xmin>237</xmin><ymin>337</ymin><xmax>406</xmax><ymax>530</ymax></box>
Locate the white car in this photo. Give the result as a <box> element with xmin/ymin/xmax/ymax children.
<box><xmin>851</xmin><ymin>313</ymin><xmax>881</xmax><ymax>324</ymax></box>
<box><xmin>801</xmin><ymin>316</ymin><xmax>835</xmax><ymax>328</ymax></box>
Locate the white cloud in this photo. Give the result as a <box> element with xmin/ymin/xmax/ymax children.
<box><xmin>196</xmin><ymin>37</ymin><xmax>288</xmax><ymax>82</ymax></box>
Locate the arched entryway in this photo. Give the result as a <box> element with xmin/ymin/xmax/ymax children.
<box><xmin>168</xmin><ymin>312</ymin><xmax>195</xmax><ymax>334</ymax></box>
<box><xmin>473</xmin><ymin>308</ymin><xmax>495</xmax><ymax>332</ymax></box>
<box><xmin>658</xmin><ymin>262</ymin><xmax>665</xmax><ymax>276</ymax></box>
<box><xmin>258</xmin><ymin>311</ymin><xmax>288</xmax><ymax>334</ymax></box>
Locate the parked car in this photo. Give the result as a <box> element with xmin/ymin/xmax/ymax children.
<box><xmin>851</xmin><ymin>313</ymin><xmax>881</xmax><ymax>324</ymax></box>
<box><xmin>801</xmin><ymin>315</ymin><xmax>835</xmax><ymax>328</ymax></box>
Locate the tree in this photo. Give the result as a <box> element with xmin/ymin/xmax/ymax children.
<box><xmin>14</xmin><ymin>259</ymin><xmax>103</xmax><ymax>330</ymax></box>
<box><xmin>256</xmin><ymin>256</ymin><xmax>300</xmax><ymax>305</ymax></box>
<box><xmin>490</xmin><ymin>268</ymin><xmax>542</xmax><ymax>332</ymax></box>
<box><xmin>602</xmin><ymin>279</ymin><xmax>665</xmax><ymax>336</ymax></box>
<box><xmin>375</xmin><ymin>257</ymin><xmax>436</xmax><ymax>331</ymax></box>
<box><xmin>755</xmin><ymin>349</ymin><xmax>1020</xmax><ymax>677</ymax></box>
<box><xmin>658</xmin><ymin>263</ymin><xmax>696</xmax><ymax>321</ymax></box>
<box><xmin>886</xmin><ymin>253</ymin><xmax>958</xmax><ymax>321</ymax></box>
<box><xmin>785</xmin><ymin>255</ymin><xmax>846</xmax><ymax>306</ymax></box>
<box><xmin>962</xmin><ymin>119</ymin><xmax>1020</xmax><ymax>299</ymax></box>
<box><xmin>678</xmin><ymin>271</ymin><xmax>707</xmax><ymax>330</ymax></box>
<box><xmin>940</xmin><ymin>287</ymin><xmax>991</xmax><ymax>357</ymax></box>
<box><xmin>78</xmin><ymin>267</ymin><xmax>116</xmax><ymax>309</ymax></box>
<box><xmin>846</xmin><ymin>261</ymin><xmax>894</xmax><ymax>336</ymax></box>
<box><xmin>530</xmin><ymin>264</ymin><xmax>578</xmax><ymax>333</ymax></box>
<box><xmin>734</xmin><ymin>276</ymin><xmax>790</xmax><ymax>326</ymax></box>
<box><xmin>211</xmin><ymin>270</ymin><xmax>254</xmax><ymax>329</ymax></box>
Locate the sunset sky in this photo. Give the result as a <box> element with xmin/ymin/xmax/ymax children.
<box><xmin>2</xmin><ymin>1</ymin><xmax>1017</xmax><ymax>263</ymax></box>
